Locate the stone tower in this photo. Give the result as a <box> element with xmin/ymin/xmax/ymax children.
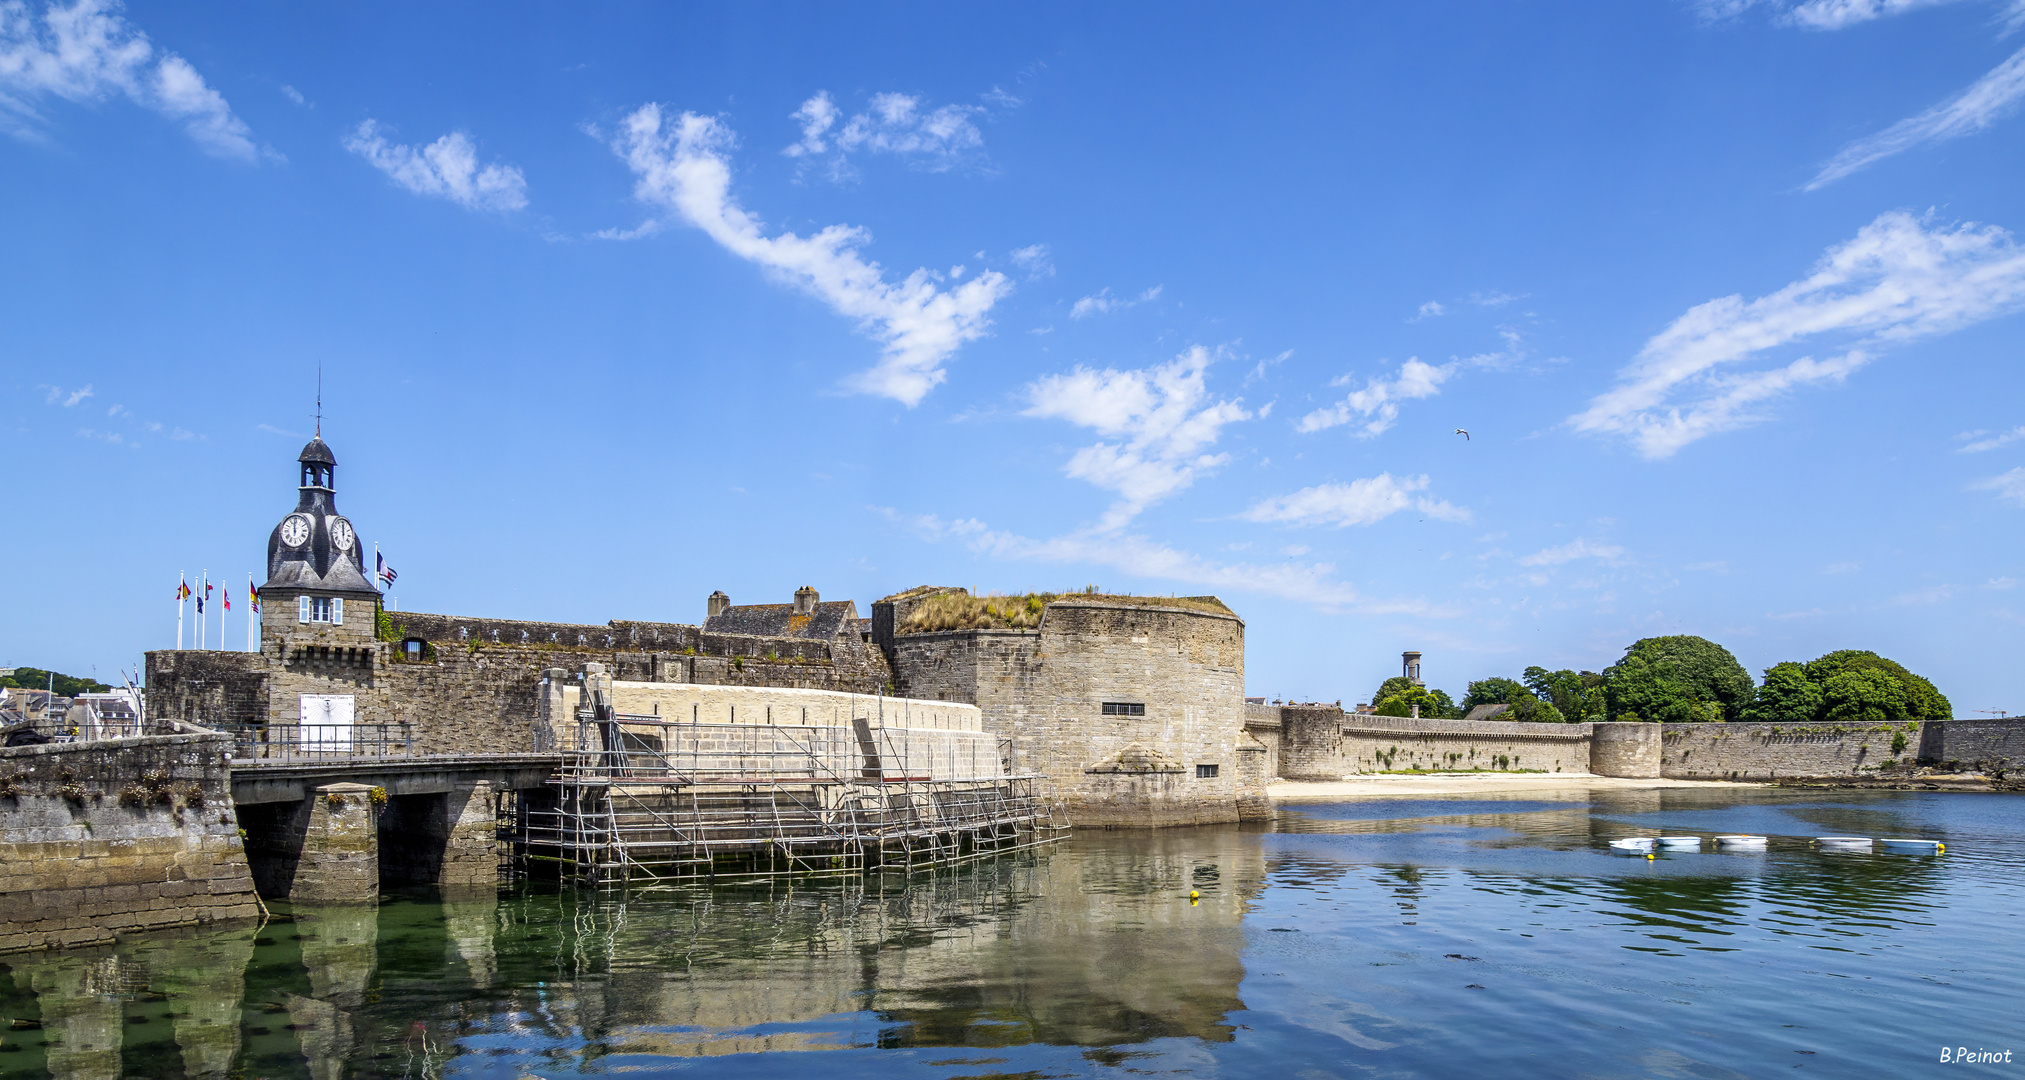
<box><xmin>259</xmin><ymin>435</ymin><xmax>382</xmax><ymax>650</ymax></box>
<box><xmin>1402</xmin><ymin>651</ymin><xmax>1423</xmax><ymax>686</ymax></box>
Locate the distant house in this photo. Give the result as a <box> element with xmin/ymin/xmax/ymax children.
<box><xmin>1463</xmin><ymin>703</ymin><xmax>1514</xmax><ymax>722</ymax></box>
<box><xmin>701</xmin><ymin>587</ymin><xmax>862</xmax><ymax>646</ymax></box>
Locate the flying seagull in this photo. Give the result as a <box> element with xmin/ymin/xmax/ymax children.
<box><xmin>1454</xmin><ymin>428</ymin><xmax>1470</xmax><ymax>440</ymax></box>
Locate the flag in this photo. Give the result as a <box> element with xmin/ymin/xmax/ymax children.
<box><xmin>249</xmin><ymin>583</ymin><xmax>260</xmax><ymax>613</ymax></box>
<box><xmin>377</xmin><ymin>551</ymin><xmax>398</xmax><ymax>587</ymax></box>
<box><xmin>177</xmin><ymin>579</ymin><xmax>191</xmax><ymax>601</ymax></box>
<box><xmin>199</xmin><ymin>578</ymin><xmax>210</xmax><ymax>613</ymax></box>
<box><xmin>222</xmin><ymin>590</ymin><xmax>231</xmax><ymax>612</ymax></box>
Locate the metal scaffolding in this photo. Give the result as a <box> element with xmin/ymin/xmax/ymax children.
<box><xmin>511</xmin><ymin>688</ymin><xmax>1063</xmax><ymax>887</ymax></box>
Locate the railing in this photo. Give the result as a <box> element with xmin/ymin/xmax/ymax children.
<box><xmin>225</xmin><ymin>722</ymin><xmax>418</xmax><ymax>761</ymax></box>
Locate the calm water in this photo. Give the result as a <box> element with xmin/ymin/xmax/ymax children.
<box><xmin>2</xmin><ymin>787</ymin><xmax>2020</xmax><ymax>1079</ymax></box>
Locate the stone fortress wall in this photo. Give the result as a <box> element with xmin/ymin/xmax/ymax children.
<box><xmin>877</xmin><ymin>591</ymin><xmax>1260</xmax><ymax>827</ymax></box>
<box><xmin>547</xmin><ymin>680</ymin><xmax>1002</xmax><ymax>783</ymax></box>
<box><xmin>0</xmin><ymin>731</ymin><xmax>261</xmax><ymax>953</ymax></box>
<box><xmin>1254</xmin><ymin>699</ymin><xmax>2025</xmax><ymax>782</ymax></box>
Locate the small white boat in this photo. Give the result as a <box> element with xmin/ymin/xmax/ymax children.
<box><xmin>1658</xmin><ymin>836</ymin><xmax>1702</xmax><ymax>850</ymax></box>
<box><xmin>1715</xmin><ymin>835</ymin><xmax>1768</xmax><ymax>849</ymax></box>
<box><xmin>1610</xmin><ymin>837</ymin><xmax>1657</xmax><ymax>853</ymax></box>
<box><xmin>1879</xmin><ymin>838</ymin><xmax>1945</xmax><ymax>854</ymax></box>
<box><xmin>1816</xmin><ymin>836</ymin><xmax>1872</xmax><ymax>851</ymax></box>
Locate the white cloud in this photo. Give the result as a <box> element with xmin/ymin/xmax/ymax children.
<box><xmin>1823</xmin><ymin>560</ymin><xmax>1862</xmax><ymax>573</ymax></box>
<box><xmin>1571</xmin><ymin>211</ymin><xmax>2025</xmax><ymax>458</ymax></box>
<box><xmin>1471</xmin><ymin>290</ymin><xmax>1519</xmax><ymax>307</ymax></box>
<box><xmin>1070</xmin><ymin>284</ymin><xmax>1162</xmax><ymax>319</ymax></box>
<box><xmin>1297</xmin><ymin>358</ymin><xmax>1454</xmax><ymax>437</ymax></box>
<box><xmin>51</xmin><ymin>383</ymin><xmax>91</xmax><ymax>406</ymax></box>
<box><xmin>1517</xmin><ymin>538</ymin><xmax>1625</xmax><ymax>567</ymax></box>
<box><xmin>1010</xmin><ymin>243</ymin><xmax>1054</xmax><ymax>279</ymax></box>
<box><xmin>783</xmin><ymin>90</ymin><xmax>986</xmax><ymax>178</ymax></box>
<box><xmin>1956</xmin><ymin>425</ymin><xmax>2025</xmax><ymax>452</ymax></box>
<box><xmin>1024</xmin><ymin>345</ymin><xmax>1251</xmax><ymax>529</ymax></box>
<box><xmin>343</xmin><ymin>120</ymin><xmax>527</xmax><ymax>212</ymax></box>
<box><xmin>1691</xmin><ymin>0</ymin><xmax>1970</xmax><ymax>27</ymax></box>
<box><xmin>1810</xmin><ymin>44</ymin><xmax>2025</xmax><ymax>188</ymax></box>
<box><xmin>1239</xmin><ymin>473</ymin><xmax>1470</xmax><ymax>528</ymax></box>
<box><xmin>1414</xmin><ymin>300</ymin><xmax>1444</xmax><ymax>320</ymax></box>
<box><xmin>609</xmin><ymin>104</ymin><xmax>1011</xmax><ymax>405</ymax></box>
<box><xmin>1785</xmin><ymin>0</ymin><xmax>1967</xmax><ymax>29</ymax></box>
<box><xmin>1971</xmin><ymin>466</ymin><xmax>2025</xmax><ymax>506</ymax></box>
<box><xmin>0</xmin><ymin>0</ymin><xmax>262</xmax><ymax>159</ymax></box>
<box><xmin>888</xmin><ymin>510</ymin><xmax>1443</xmax><ymax>613</ymax></box>
<box><xmin>280</xmin><ymin>84</ymin><xmax>304</xmax><ymax>106</ymax></box>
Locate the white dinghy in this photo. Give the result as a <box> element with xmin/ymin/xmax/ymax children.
<box><xmin>1816</xmin><ymin>836</ymin><xmax>1872</xmax><ymax>851</ymax></box>
<box><xmin>1610</xmin><ymin>837</ymin><xmax>1657</xmax><ymax>854</ymax></box>
<box><xmin>1715</xmin><ymin>835</ymin><xmax>1768</xmax><ymax>849</ymax></box>
<box><xmin>1658</xmin><ymin>836</ymin><xmax>1703</xmax><ymax>850</ymax></box>
<box><xmin>1879</xmin><ymin>838</ymin><xmax>1945</xmax><ymax>854</ymax></box>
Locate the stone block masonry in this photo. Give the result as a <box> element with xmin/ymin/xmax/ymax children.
<box><xmin>1660</xmin><ymin>721</ymin><xmax>1921</xmax><ymax>780</ymax></box>
<box><xmin>1338</xmin><ymin>714</ymin><xmax>1592</xmax><ymax>775</ymax></box>
<box><xmin>885</xmin><ymin>598</ymin><xmax>1258</xmax><ymax>827</ymax></box>
<box><xmin>0</xmin><ymin>732</ymin><xmax>261</xmax><ymax>954</ymax></box>
<box><xmin>1918</xmin><ymin>718</ymin><xmax>2025</xmax><ymax>769</ymax></box>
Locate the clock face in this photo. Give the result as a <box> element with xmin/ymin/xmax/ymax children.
<box><xmin>279</xmin><ymin>514</ymin><xmax>311</xmax><ymax>547</ymax></box>
<box><xmin>330</xmin><ymin>518</ymin><xmax>355</xmax><ymax>552</ymax></box>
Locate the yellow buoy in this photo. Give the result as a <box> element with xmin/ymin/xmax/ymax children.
<box><xmin>1646</xmin><ymin>853</ymin><xmax>1655</xmax><ymax>860</ymax></box>
<box><xmin>1189</xmin><ymin>890</ymin><xmax>1200</xmax><ymax>899</ymax></box>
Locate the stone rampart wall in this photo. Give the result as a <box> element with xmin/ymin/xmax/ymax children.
<box><xmin>1660</xmin><ymin>721</ymin><xmax>1920</xmax><ymax>779</ymax></box>
<box><xmin>887</xmin><ymin>602</ymin><xmax>1249</xmax><ymax>827</ymax></box>
<box><xmin>0</xmin><ymin>733</ymin><xmax>261</xmax><ymax>953</ymax></box>
<box><xmin>1918</xmin><ymin>717</ymin><xmax>2025</xmax><ymax>767</ymax></box>
<box><xmin>1338</xmin><ymin>716</ymin><xmax>1591</xmax><ymax>775</ymax></box>
<box><xmin>147</xmin><ymin>606</ymin><xmax>894</xmax><ymax>757</ymax></box>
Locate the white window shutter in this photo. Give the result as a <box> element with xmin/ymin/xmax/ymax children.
<box><xmin>331</xmin><ymin>597</ymin><xmax>344</xmax><ymax>625</ymax></box>
<box><xmin>297</xmin><ymin>596</ymin><xmax>311</xmax><ymax>624</ymax></box>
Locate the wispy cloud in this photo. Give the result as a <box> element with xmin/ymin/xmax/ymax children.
<box><xmin>1971</xmin><ymin>466</ymin><xmax>2025</xmax><ymax>505</ymax></box>
<box><xmin>1517</xmin><ymin>538</ymin><xmax>1625</xmax><ymax>567</ymax></box>
<box><xmin>1692</xmin><ymin>0</ymin><xmax>1972</xmax><ymax>29</ymax></box>
<box><xmin>1296</xmin><ymin>358</ymin><xmax>1453</xmax><ymax>437</ymax></box>
<box><xmin>1571</xmin><ymin>211</ymin><xmax>2025</xmax><ymax>458</ymax></box>
<box><xmin>609</xmin><ymin>104</ymin><xmax>1011</xmax><ymax>406</ymax></box>
<box><xmin>1023</xmin><ymin>345</ymin><xmax>1251</xmax><ymax>529</ymax></box>
<box><xmin>0</xmin><ymin>0</ymin><xmax>264</xmax><ymax>160</ymax></box>
<box><xmin>1414</xmin><ymin>301</ymin><xmax>1444</xmax><ymax>320</ymax></box>
<box><xmin>1069</xmin><ymin>284</ymin><xmax>1162</xmax><ymax>319</ymax></box>
<box><xmin>1810</xmin><ymin>45</ymin><xmax>2025</xmax><ymax>188</ymax></box>
<box><xmin>344</xmin><ymin>120</ymin><xmax>527</xmax><ymax>212</ymax></box>
<box><xmin>43</xmin><ymin>382</ymin><xmax>92</xmax><ymax>406</ymax></box>
<box><xmin>888</xmin><ymin>509</ymin><xmax>1443</xmax><ymax>613</ymax></box>
<box><xmin>1240</xmin><ymin>473</ymin><xmax>1469</xmax><ymax>528</ymax></box>
<box><xmin>1956</xmin><ymin>425</ymin><xmax>2025</xmax><ymax>452</ymax></box>
<box><xmin>1009</xmin><ymin>244</ymin><xmax>1054</xmax><ymax>279</ymax></box>
<box><xmin>783</xmin><ymin>90</ymin><xmax>988</xmax><ymax>180</ymax></box>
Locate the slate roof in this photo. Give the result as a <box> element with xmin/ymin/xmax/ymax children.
<box><xmin>1462</xmin><ymin>704</ymin><xmax>1514</xmax><ymax>722</ymax></box>
<box><xmin>298</xmin><ymin>437</ymin><xmax>336</xmax><ymax>465</ymax></box>
<box><xmin>703</xmin><ymin>600</ymin><xmax>860</xmax><ymax>641</ymax></box>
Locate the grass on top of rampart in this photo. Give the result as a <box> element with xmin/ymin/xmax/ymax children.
<box><xmin>898</xmin><ymin>589</ymin><xmax>1232</xmax><ymax>633</ymax></box>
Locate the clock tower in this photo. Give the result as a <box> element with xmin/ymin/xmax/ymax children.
<box><xmin>259</xmin><ymin>435</ymin><xmax>381</xmax><ymax>650</ymax></box>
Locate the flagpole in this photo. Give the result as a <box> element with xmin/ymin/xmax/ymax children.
<box><xmin>247</xmin><ymin>573</ymin><xmax>257</xmax><ymax>653</ymax></box>
<box><xmin>176</xmin><ymin>573</ymin><xmax>185</xmax><ymax>651</ymax></box>
<box><xmin>200</xmin><ymin>570</ymin><xmax>208</xmax><ymax>651</ymax></box>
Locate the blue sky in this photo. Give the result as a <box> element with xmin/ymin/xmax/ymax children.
<box><xmin>6</xmin><ymin>0</ymin><xmax>2025</xmax><ymax>712</ymax></box>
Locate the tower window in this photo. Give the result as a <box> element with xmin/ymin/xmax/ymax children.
<box><xmin>1101</xmin><ymin>702</ymin><xmax>1146</xmax><ymax>717</ymax></box>
<box><xmin>1196</xmin><ymin>764</ymin><xmax>1219</xmax><ymax>778</ymax></box>
<box><xmin>299</xmin><ymin>596</ymin><xmax>342</xmax><ymax>624</ymax></box>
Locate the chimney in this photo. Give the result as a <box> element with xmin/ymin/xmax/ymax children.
<box><xmin>707</xmin><ymin>591</ymin><xmax>730</xmax><ymax>619</ymax></box>
<box><xmin>794</xmin><ymin>586</ymin><xmax>819</xmax><ymax>616</ymax></box>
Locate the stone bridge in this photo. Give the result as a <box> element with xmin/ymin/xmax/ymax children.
<box><xmin>229</xmin><ymin>754</ymin><xmax>561</xmax><ymax>903</ymax></box>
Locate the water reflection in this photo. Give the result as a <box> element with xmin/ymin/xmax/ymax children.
<box><xmin>0</xmin><ymin>791</ymin><xmax>2017</xmax><ymax>1079</ymax></box>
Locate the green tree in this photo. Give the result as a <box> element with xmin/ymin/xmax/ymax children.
<box><xmin>1603</xmin><ymin>636</ymin><xmax>1753</xmax><ymax>723</ymax></box>
<box><xmin>1802</xmin><ymin>650</ymin><xmax>1951</xmax><ymax>723</ymax></box>
<box><xmin>1739</xmin><ymin>661</ymin><xmax>1824</xmax><ymax>724</ymax></box>
<box><xmin>0</xmin><ymin>668</ymin><xmax>111</xmax><ymax>697</ymax></box>
<box><xmin>1371</xmin><ymin>676</ymin><xmax>1420</xmax><ymax>709</ymax></box>
<box><xmin>1522</xmin><ymin>666</ymin><xmax>1607</xmax><ymax>722</ymax></box>
<box><xmin>1373</xmin><ymin>685</ymin><xmax>1457</xmax><ymax>719</ymax></box>
<box><xmin>1459</xmin><ymin>677</ymin><xmax>1567</xmax><ymax>722</ymax></box>
<box><xmin>1820</xmin><ymin>667</ymin><xmax>1910</xmax><ymax>723</ymax></box>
